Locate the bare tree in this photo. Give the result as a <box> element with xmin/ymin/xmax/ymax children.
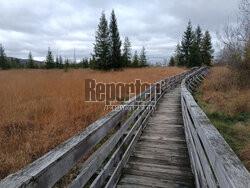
<box><xmin>217</xmin><ymin>0</ymin><xmax>250</xmax><ymax>87</ymax></box>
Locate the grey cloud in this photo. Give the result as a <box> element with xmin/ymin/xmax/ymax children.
<box><xmin>0</xmin><ymin>0</ymin><xmax>239</xmax><ymax>61</ymax></box>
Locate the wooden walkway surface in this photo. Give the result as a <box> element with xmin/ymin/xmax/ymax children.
<box><xmin>117</xmin><ymin>85</ymin><xmax>195</xmax><ymax>188</ymax></box>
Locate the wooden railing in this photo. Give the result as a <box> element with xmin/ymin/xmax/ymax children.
<box><xmin>181</xmin><ymin>67</ymin><xmax>250</xmax><ymax>188</ymax></box>
<box><xmin>0</xmin><ymin>70</ymin><xmax>190</xmax><ymax>188</ymax></box>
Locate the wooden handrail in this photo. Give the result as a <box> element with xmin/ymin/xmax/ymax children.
<box><xmin>181</xmin><ymin>67</ymin><xmax>250</xmax><ymax>188</ymax></box>
<box><xmin>0</xmin><ymin>70</ymin><xmax>189</xmax><ymax>188</ymax></box>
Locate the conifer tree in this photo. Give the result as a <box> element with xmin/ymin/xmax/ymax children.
<box><xmin>190</xmin><ymin>38</ymin><xmax>202</xmax><ymax>67</ymax></box>
<box><xmin>45</xmin><ymin>47</ymin><xmax>54</xmax><ymax>69</ymax></box>
<box><xmin>139</xmin><ymin>46</ymin><xmax>147</xmax><ymax>67</ymax></box>
<box><xmin>27</xmin><ymin>51</ymin><xmax>35</xmax><ymax>68</ymax></box>
<box><xmin>59</xmin><ymin>55</ymin><xmax>63</xmax><ymax>69</ymax></box>
<box><xmin>0</xmin><ymin>44</ymin><xmax>8</xmax><ymax>70</ymax></box>
<box><xmin>64</xmin><ymin>58</ymin><xmax>70</xmax><ymax>70</ymax></box>
<box><xmin>93</xmin><ymin>11</ymin><xmax>111</xmax><ymax>71</ymax></box>
<box><xmin>82</xmin><ymin>58</ymin><xmax>89</xmax><ymax>68</ymax></box>
<box><xmin>181</xmin><ymin>21</ymin><xmax>194</xmax><ymax>67</ymax></box>
<box><xmin>109</xmin><ymin>10</ymin><xmax>122</xmax><ymax>70</ymax></box>
<box><xmin>176</xmin><ymin>43</ymin><xmax>184</xmax><ymax>66</ymax></box>
<box><xmin>132</xmin><ymin>50</ymin><xmax>139</xmax><ymax>67</ymax></box>
<box><xmin>55</xmin><ymin>55</ymin><xmax>59</xmax><ymax>68</ymax></box>
<box><xmin>169</xmin><ymin>56</ymin><xmax>175</xmax><ymax>66</ymax></box>
<box><xmin>201</xmin><ymin>31</ymin><xmax>214</xmax><ymax>66</ymax></box>
<box><xmin>9</xmin><ymin>58</ymin><xmax>16</xmax><ymax>68</ymax></box>
<box><xmin>122</xmin><ymin>37</ymin><xmax>132</xmax><ymax>67</ymax></box>
<box><xmin>195</xmin><ymin>25</ymin><xmax>203</xmax><ymax>49</ymax></box>
<box><xmin>189</xmin><ymin>26</ymin><xmax>203</xmax><ymax>67</ymax></box>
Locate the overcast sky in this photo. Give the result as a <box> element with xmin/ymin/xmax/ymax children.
<box><xmin>0</xmin><ymin>0</ymin><xmax>239</xmax><ymax>62</ymax></box>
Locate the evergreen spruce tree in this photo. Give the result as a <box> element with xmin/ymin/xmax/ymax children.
<box><xmin>180</xmin><ymin>21</ymin><xmax>194</xmax><ymax>67</ymax></box>
<box><xmin>169</xmin><ymin>56</ymin><xmax>175</xmax><ymax>66</ymax></box>
<box><xmin>55</xmin><ymin>55</ymin><xmax>59</xmax><ymax>68</ymax></box>
<box><xmin>27</xmin><ymin>51</ymin><xmax>35</xmax><ymax>68</ymax></box>
<box><xmin>82</xmin><ymin>58</ymin><xmax>89</xmax><ymax>68</ymax></box>
<box><xmin>89</xmin><ymin>56</ymin><xmax>96</xmax><ymax>69</ymax></box>
<box><xmin>190</xmin><ymin>38</ymin><xmax>202</xmax><ymax>67</ymax></box>
<box><xmin>122</xmin><ymin>37</ymin><xmax>132</xmax><ymax>67</ymax></box>
<box><xmin>195</xmin><ymin>25</ymin><xmax>203</xmax><ymax>50</ymax></box>
<box><xmin>0</xmin><ymin>44</ymin><xmax>8</xmax><ymax>70</ymax></box>
<box><xmin>176</xmin><ymin>43</ymin><xmax>185</xmax><ymax>66</ymax></box>
<box><xmin>45</xmin><ymin>47</ymin><xmax>55</xmax><ymax>69</ymax></box>
<box><xmin>189</xmin><ymin>26</ymin><xmax>203</xmax><ymax>67</ymax></box>
<box><xmin>139</xmin><ymin>46</ymin><xmax>147</xmax><ymax>67</ymax></box>
<box><xmin>14</xmin><ymin>59</ymin><xmax>22</xmax><ymax>68</ymax></box>
<box><xmin>64</xmin><ymin>58</ymin><xmax>70</xmax><ymax>71</ymax></box>
<box><xmin>93</xmin><ymin>11</ymin><xmax>111</xmax><ymax>71</ymax></box>
<box><xmin>201</xmin><ymin>31</ymin><xmax>214</xmax><ymax>66</ymax></box>
<box><xmin>109</xmin><ymin>10</ymin><xmax>122</xmax><ymax>70</ymax></box>
<box><xmin>59</xmin><ymin>55</ymin><xmax>63</xmax><ymax>69</ymax></box>
<box><xmin>132</xmin><ymin>50</ymin><xmax>139</xmax><ymax>67</ymax></box>
<box><xmin>9</xmin><ymin>58</ymin><xmax>16</xmax><ymax>68</ymax></box>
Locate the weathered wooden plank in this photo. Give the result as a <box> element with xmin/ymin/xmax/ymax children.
<box><xmin>134</xmin><ymin>145</ymin><xmax>188</xmax><ymax>156</ymax></box>
<box><xmin>127</xmin><ymin>160</ymin><xmax>192</xmax><ymax>172</ymax></box>
<box><xmin>183</xmin><ymin>103</ymin><xmax>217</xmax><ymax>187</ymax></box>
<box><xmin>140</xmin><ymin>133</ymin><xmax>185</xmax><ymax>142</ymax></box>
<box><xmin>132</xmin><ymin>152</ymin><xmax>189</xmax><ymax>166</ymax></box>
<box><xmin>181</xmin><ymin>97</ymin><xmax>201</xmax><ymax>188</ymax></box>
<box><xmin>118</xmin><ymin>174</ymin><xmax>192</xmax><ymax>188</ymax></box>
<box><xmin>116</xmin><ymin>182</ymin><xmax>152</xmax><ymax>188</ymax></box>
<box><xmin>139</xmin><ymin>136</ymin><xmax>186</xmax><ymax>144</ymax></box>
<box><xmin>136</xmin><ymin>142</ymin><xmax>187</xmax><ymax>154</ymax></box>
<box><xmin>142</xmin><ymin>129</ymin><xmax>184</xmax><ymax>136</ymax></box>
<box><xmin>146</xmin><ymin>122</ymin><xmax>184</xmax><ymax>128</ymax></box>
<box><xmin>148</xmin><ymin>119</ymin><xmax>183</xmax><ymax>125</ymax></box>
<box><xmin>129</xmin><ymin>155</ymin><xmax>191</xmax><ymax>168</ymax></box>
<box><xmin>123</xmin><ymin>168</ymin><xmax>194</xmax><ymax>185</ymax></box>
<box><xmin>182</xmin><ymin>83</ymin><xmax>209</xmax><ymax>188</ymax></box>
<box><xmin>136</xmin><ymin>141</ymin><xmax>188</xmax><ymax>150</ymax></box>
<box><xmin>144</xmin><ymin>125</ymin><xmax>184</xmax><ymax>132</ymax></box>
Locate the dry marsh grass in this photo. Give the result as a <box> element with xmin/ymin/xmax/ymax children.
<box><xmin>195</xmin><ymin>66</ymin><xmax>250</xmax><ymax>170</ymax></box>
<box><xmin>197</xmin><ymin>67</ymin><xmax>250</xmax><ymax>116</ymax></box>
<box><xmin>0</xmin><ymin>67</ymin><xmax>185</xmax><ymax>180</ymax></box>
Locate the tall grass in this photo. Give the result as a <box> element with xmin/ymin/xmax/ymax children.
<box><xmin>0</xmin><ymin>67</ymin><xmax>185</xmax><ymax>180</ymax></box>
<box><xmin>195</xmin><ymin>66</ymin><xmax>250</xmax><ymax>171</ymax></box>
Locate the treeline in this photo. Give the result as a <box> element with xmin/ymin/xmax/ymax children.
<box><xmin>169</xmin><ymin>21</ymin><xmax>213</xmax><ymax>67</ymax></box>
<box><xmin>0</xmin><ymin>45</ymin><xmax>90</xmax><ymax>70</ymax></box>
<box><xmin>91</xmin><ymin>10</ymin><xmax>148</xmax><ymax>71</ymax></box>
<box><xmin>0</xmin><ymin>10</ymin><xmax>147</xmax><ymax>71</ymax></box>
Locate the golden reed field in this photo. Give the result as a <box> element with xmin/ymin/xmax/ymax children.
<box><xmin>0</xmin><ymin>67</ymin><xmax>185</xmax><ymax>180</ymax></box>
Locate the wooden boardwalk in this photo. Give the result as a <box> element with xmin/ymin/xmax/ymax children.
<box><xmin>117</xmin><ymin>86</ymin><xmax>195</xmax><ymax>188</ymax></box>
